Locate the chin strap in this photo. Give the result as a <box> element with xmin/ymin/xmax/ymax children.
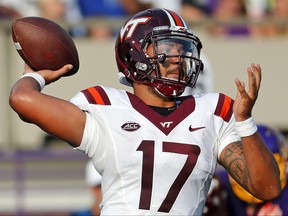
<box><xmin>152</xmin><ymin>81</ymin><xmax>185</xmax><ymax>99</ymax></box>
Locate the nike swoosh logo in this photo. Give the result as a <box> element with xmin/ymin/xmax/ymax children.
<box><xmin>189</xmin><ymin>126</ymin><xmax>205</xmax><ymax>132</ymax></box>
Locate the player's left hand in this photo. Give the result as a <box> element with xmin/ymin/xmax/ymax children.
<box><xmin>233</xmin><ymin>63</ymin><xmax>262</xmax><ymax>121</ymax></box>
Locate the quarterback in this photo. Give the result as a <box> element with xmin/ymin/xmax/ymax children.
<box><xmin>9</xmin><ymin>8</ymin><xmax>281</xmax><ymax>215</ymax></box>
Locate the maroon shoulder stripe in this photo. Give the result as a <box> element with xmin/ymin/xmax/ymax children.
<box><xmin>214</xmin><ymin>93</ymin><xmax>234</xmax><ymax>122</ymax></box>
<box><xmin>81</xmin><ymin>86</ymin><xmax>111</xmax><ymax>105</ymax></box>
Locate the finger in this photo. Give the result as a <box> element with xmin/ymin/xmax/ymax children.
<box><xmin>247</xmin><ymin>66</ymin><xmax>257</xmax><ymax>98</ymax></box>
<box><xmin>235</xmin><ymin>78</ymin><xmax>248</xmax><ymax>98</ymax></box>
<box><xmin>235</xmin><ymin>78</ymin><xmax>245</xmax><ymax>93</ymax></box>
<box><xmin>36</xmin><ymin>64</ymin><xmax>73</xmax><ymax>85</ymax></box>
<box><xmin>234</xmin><ymin>79</ymin><xmax>241</xmax><ymax>101</ymax></box>
<box><xmin>254</xmin><ymin>63</ymin><xmax>261</xmax><ymax>71</ymax></box>
<box><xmin>252</xmin><ymin>63</ymin><xmax>262</xmax><ymax>90</ymax></box>
<box><xmin>53</xmin><ymin>64</ymin><xmax>73</xmax><ymax>77</ymax></box>
<box><xmin>249</xmin><ymin>63</ymin><xmax>262</xmax><ymax>99</ymax></box>
<box><xmin>44</xmin><ymin>64</ymin><xmax>73</xmax><ymax>80</ymax></box>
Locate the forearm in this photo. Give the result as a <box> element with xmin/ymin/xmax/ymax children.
<box><xmin>220</xmin><ymin>132</ymin><xmax>282</xmax><ymax>201</ymax></box>
<box><xmin>240</xmin><ymin>132</ymin><xmax>281</xmax><ymax>200</ymax></box>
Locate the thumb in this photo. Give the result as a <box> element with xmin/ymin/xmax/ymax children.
<box><xmin>57</xmin><ymin>64</ymin><xmax>73</xmax><ymax>76</ymax></box>
<box><xmin>41</xmin><ymin>64</ymin><xmax>74</xmax><ymax>85</ymax></box>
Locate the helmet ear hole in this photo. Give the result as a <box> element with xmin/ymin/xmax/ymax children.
<box><xmin>124</xmin><ymin>54</ymin><xmax>131</xmax><ymax>63</ymax></box>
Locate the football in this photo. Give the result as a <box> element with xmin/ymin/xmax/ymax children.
<box><xmin>11</xmin><ymin>17</ymin><xmax>79</xmax><ymax>76</ymax></box>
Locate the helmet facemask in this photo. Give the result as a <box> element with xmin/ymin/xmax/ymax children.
<box><xmin>139</xmin><ymin>26</ymin><xmax>203</xmax><ymax>99</ymax></box>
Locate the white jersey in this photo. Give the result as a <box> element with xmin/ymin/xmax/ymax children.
<box><xmin>70</xmin><ymin>85</ymin><xmax>240</xmax><ymax>215</ymax></box>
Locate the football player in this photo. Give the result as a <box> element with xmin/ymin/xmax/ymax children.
<box><xmin>9</xmin><ymin>8</ymin><xmax>281</xmax><ymax>215</ymax></box>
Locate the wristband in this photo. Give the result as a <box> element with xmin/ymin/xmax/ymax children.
<box><xmin>235</xmin><ymin>117</ymin><xmax>258</xmax><ymax>137</ymax></box>
<box><xmin>21</xmin><ymin>73</ymin><xmax>46</xmax><ymax>91</ymax></box>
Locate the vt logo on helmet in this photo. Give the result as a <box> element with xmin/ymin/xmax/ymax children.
<box><xmin>119</xmin><ymin>17</ymin><xmax>151</xmax><ymax>41</ymax></box>
<box><xmin>115</xmin><ymin>8</ymin><xmax>203</xmax><ymax>99</ymax></box>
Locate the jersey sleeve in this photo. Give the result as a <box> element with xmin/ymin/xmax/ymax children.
<box><xmin>69</xmin><ymin>91</ymin><xmax>90</xmax><ymax>111</ymax></box>
<box><xmin>213</xmin><ymin>93</ymin><xmax>241</xmax><ymax>158</ymax></box>
<box><xmin>74</xmin><ymin>111</ymin><xmax>99</xmax><ymax>157</ymax></box>
<box><xmin>69</xmin><ymin>87</ymin><xmax>105</xmax><ymax>160</ymax></box>
<box><xmin>217</xmin><ymin>115</ymin><xmax>240</xmax><ymax>158</ymax></box>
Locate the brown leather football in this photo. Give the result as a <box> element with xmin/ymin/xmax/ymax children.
<box><xmin>11</xmin><ymin>17</ymin><xmax>79</xmax><ymax>76</ymax></box>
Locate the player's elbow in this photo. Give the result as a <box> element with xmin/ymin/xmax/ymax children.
<box><xmin>10</xmin><ymin>88</ymin><xmax>25</xmax><ymax>110</ymax></box>
<box><xmin>270</xmin><ymin>186</ymin><xmax>282</xmax><ymax>200</ymax></box>
<box><xmin>257</xmin><ymin>186</ymin><xmax>282</xmax><ymax>201</ymax></box>
<box><xmin>9</xmin><ymin>88</ymin><xmax>35</xmax><ymax>121</ymax></box>
<box><xmin>251</xmin><ymin>179</ymin><xmax>282</xmax><ymax>201</ymax></box>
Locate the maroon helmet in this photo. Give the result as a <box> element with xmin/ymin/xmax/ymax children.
<box><xmin>115</xmin><ymin>8</ymin><xmax>203</xmax><ymax>98</ymax></box>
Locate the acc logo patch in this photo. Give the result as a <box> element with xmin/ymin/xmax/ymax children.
<box><xmin>121</xmin><ymin>122</ymin><xmax>141</xmax><ymax>131</ymax></box>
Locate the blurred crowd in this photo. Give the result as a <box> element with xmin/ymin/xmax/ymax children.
<box><xmin>1</xmin><ymin>0</ymin><xmax>288</xmax><ymax>39</ymax></box>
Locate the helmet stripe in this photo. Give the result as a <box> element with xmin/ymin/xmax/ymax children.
<box><xmin>162</xmin><ymin>9</ymin><xmax>176</xmax><ymax>26</ymax></box>
<box><xmin>163</xmin><ymin>9</ymin><xmax>186</xmax><ymax>27</ymax></box>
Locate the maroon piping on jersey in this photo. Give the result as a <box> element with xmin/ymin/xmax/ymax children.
<box><xmin>81</xmin><ymin>86</ymin><xmax>111</xmax><ymax>105</ymax></box>
<box><xmin>214</xmin><ymin>93</ymin><xmax>234</xmax><ymax>122</ymax></box>
<box><xmin>127</xmin><ymin>93</ymin><xmax>196</xmax><ymax>136</ymax></box>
